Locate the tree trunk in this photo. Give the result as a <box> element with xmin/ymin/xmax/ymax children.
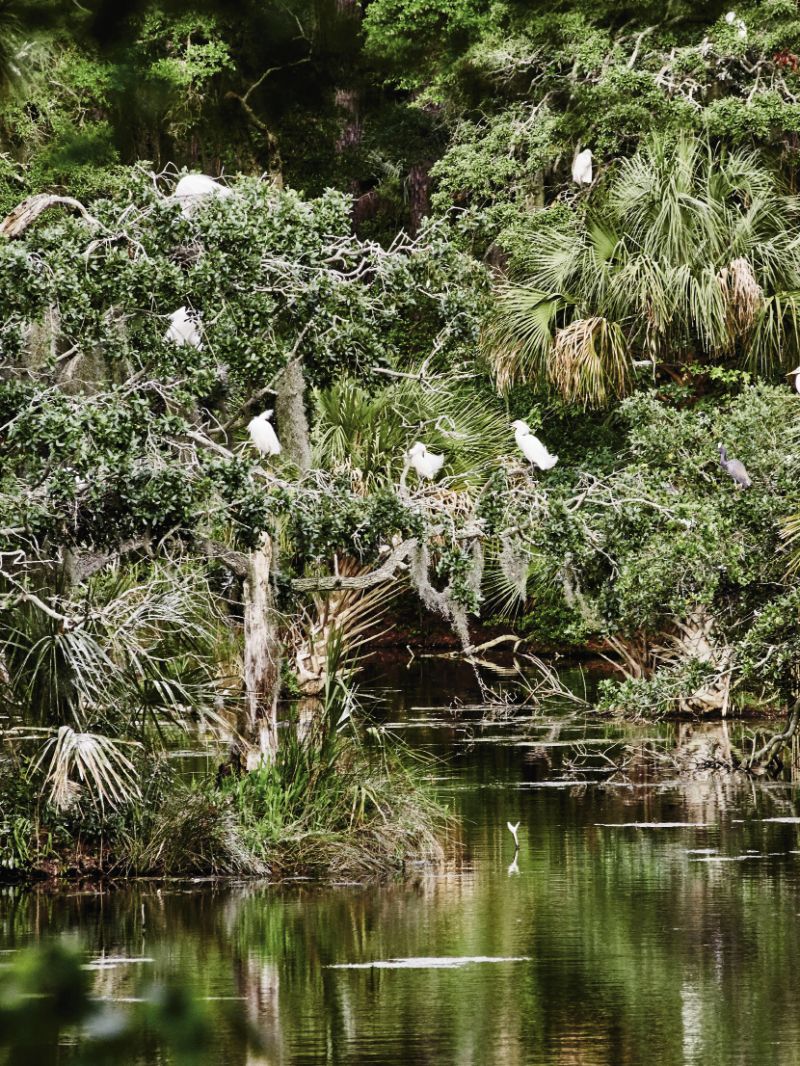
<box><xmin>408</xmin><ymin>163</ymin><xmax>431</xmax><ymax>235</ymax></box>
<box><xmin>275</xmin><ymin>358</ymin><xmax>312</xmax><ymax>471</ymax></box>
<box><xmin>240</xmin><ymin>532</ymin><xmax>281</xmax><ymax>768</ymax></box>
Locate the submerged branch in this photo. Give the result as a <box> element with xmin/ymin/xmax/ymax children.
<box><xmin>742</xmin><ymin>701</ymin><xmax>800</xmax><ymax>770</ymax></box>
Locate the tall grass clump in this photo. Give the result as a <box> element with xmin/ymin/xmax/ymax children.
<box><xmin>220</xmin><ymin>636</ymin><xmax>452</xmax><ymax>878</ymax></box>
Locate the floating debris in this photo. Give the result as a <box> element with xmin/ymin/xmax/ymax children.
<box><xmin>691</xmin><ymin>853</ymin><xmax>784</xmax><ymax>863</ymax></box>
<box><xmin>595</xmin><ymin>822</ymin><xmax>711</xmax><ymax>829</ymax></box>
<box><xmin>327</xmin><ymin>956</ymin><xmax>531</xmax><ymax>970</ymax></box>
<box><xmin>83</xmin><ymin>956</ymin><xmax>154</xmax><ymax>971</ymax></box>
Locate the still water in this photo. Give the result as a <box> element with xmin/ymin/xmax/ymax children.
<box><xmin>4</xmin><ymin>662</ymin><xmax>800</xmax><ymax>1065</ymax></box>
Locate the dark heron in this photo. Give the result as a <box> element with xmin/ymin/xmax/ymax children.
<box><xmin>718</xmin><ymin>443</ymin><xmax>752</xmax><ymax>488</ymax></box>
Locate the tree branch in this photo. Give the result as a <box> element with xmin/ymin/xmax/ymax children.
<box><xmin>291</xmin><ymin>539</ymin><xmax>417</xmax><ymax>592</ymax></box>
<box><xmin>1</xmin><ymin>194</ymin><xmax>101</xmax><ymax>239</ymax></box>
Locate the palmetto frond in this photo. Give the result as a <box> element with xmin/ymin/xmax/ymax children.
<box><xmin>30</xmin><ymin>726</ymin><xmax>140</xmax><ymax>811</ymax></box>
<box><xmin>484</xmin><ymin>133</ymin><xmax>800</xmax><ymax>406</ymax></box>
<box><xmin>551</xmin><ymin>317</ymin><xmax>630</xmax><ymax>409</ymax></box>
<box><xmin>312</xmin><ymin>375</ymin><xmax>509</xmax><ymax>487</ymax></box>
<box><xmin>484</xmin><ymin>285</ymin><xmax>569</xmax><ymax>393</ymax></box>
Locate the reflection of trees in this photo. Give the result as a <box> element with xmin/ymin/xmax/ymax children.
<box><xmin>6</xmin><ymin>714</ymin><xmax>800</xmax><ymax>1062</ymax></box>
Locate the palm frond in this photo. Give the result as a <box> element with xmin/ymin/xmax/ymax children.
<box><xmin>31</xmin><ymin>726</ymin><xmax>140</xmax><ymax>811</ymax></box>
<box><xmin>550</xmin><ymin>316</ymin><xmax>631</xmax><ymax>409</ymax></box>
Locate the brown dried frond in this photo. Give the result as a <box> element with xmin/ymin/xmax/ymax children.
<box><xmin>550</xmin><ymin>316</ymin><xmax>631</xmax><ymax>409</ymax></box>
<box><xmin>717</xmin><ymin>257</ymin><xmax>763</xmax><ymax>339</ymax></box>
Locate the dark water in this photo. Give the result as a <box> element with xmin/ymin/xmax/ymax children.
<box><xmin>5</xmin><ymin>662</ymin><xmax>800</xmax><ymax>1064</ymax></box>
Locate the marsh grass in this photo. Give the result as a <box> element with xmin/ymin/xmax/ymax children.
<box><xmin>0</xmin><ymin>648</ymin><xmax>453</xmax><ymax>881</ymax></box>
<box><xmin>219</xmin><ymin>643</ymin><xmax>452</xmax><ymax>878</ymax></box>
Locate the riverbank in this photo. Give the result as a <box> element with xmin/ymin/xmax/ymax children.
<box><xmin>5</xmin><ymin>686</ymin><xmax>800</xmax><ymax>1066</ymax></box>
<box><xmin>0</xmin><ymin>728</ymin><xmax>453</xmax><ymax>885</ymax></box>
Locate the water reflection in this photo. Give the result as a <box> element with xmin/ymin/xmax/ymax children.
<box><xmin>4</xmin><ymin>662</ymin><xmax>800</xmax><ymax>1063</ymax></box>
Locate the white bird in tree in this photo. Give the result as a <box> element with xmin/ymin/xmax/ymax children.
<box><xmin>174</xmin><ymin>174</ymin><xmax>232</xmax><ymax>218</ymax></box>
<box><xmin>248</xmin><ymin>410</ymin><xmax>282</xmax><ymax>456</ymax></box>
<box><xmin>572</xmin><ymin>147</ymin><xmax>593</xmax><ymax>185</ymax></box>
<box><xmin>725</xmin><ymin>11</ymin><xmax>747</xmax><ymax>38</ymax></box>
<box><xmin>407</xmin><ymin>441</ymin><xmax>444</xmax><ymax>480</ymax></box>
<box><xmin>787</xmin><ymin>366</ymin><xmax>800</xmax><ymax>394</ymax></box>
<box><xmin>512</xmin><ymin>420</ymin><xmax>558</xmax><ymax>470</ymax></box>
<box><xmin>165</xmin><ymin>306</ymin><xmax>203</xmax><ymax>349</ymax></box>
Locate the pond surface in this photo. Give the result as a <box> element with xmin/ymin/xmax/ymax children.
<box><xmin>4</xmin><ymin>661</ymin><xmax>800</xmax><ymax>1064</ymax></box>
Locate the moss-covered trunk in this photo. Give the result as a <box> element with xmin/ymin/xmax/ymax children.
<box><xmin>240</xmin><ymin>532</ymin><xmax>281</xmax><ymax>767</ymax></box>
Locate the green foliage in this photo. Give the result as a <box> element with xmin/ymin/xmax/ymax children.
<box><xmin>494</xmin><ymin>384</ymin><xmax>800</xmax><ymax>712</ymax></box>
<box><xmin>0</xmin><ymin>940</ymin><xmax>263</xmax><ymax>1064</ymax></box>
<box><xmin>486</xmin><ymin>134</ymin><xmax>800</xmax><ymax>406</ymax></box>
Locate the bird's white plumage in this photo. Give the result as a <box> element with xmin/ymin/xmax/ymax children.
<box><xmin>248</xmin><ymin>410</ymin><xmax>282</xmax><ymax>456</ymax></box>
<box><xmin>174</xmin><ymin>174</ymin><xmax>232</xmax><ymax>218</ymax></box>
<box><xmin>788</xmin><ymin>366</ymin><xmax>800</xmax><ymax>394</ymax></box>
<box><xmin>507</xmin><ymin>821</ymin><xmax>520</xmax><ymax>849</ymax></box>
<box><xmin>512</xmin><ymin>420</ymin><xmax>558</xmax><ymax>470</ymax></box>
<box><xmin>572</xmin><ymin>148</ymin><xmax>593</xmax><ymax>185</ymax></box>
<box><xmin>725</xmin><ymin>11</ymin><xmax>747</xmax><ymax>36</ymax></box>
<box><xmin>165</xmin><ymin>306</ymin><xmax>203</xmax><ymax>349</ymax></box>
<box><xmin>407</xmin><ymin>441</ymin><xmax>444</xmax><ymax>480</ymax></box>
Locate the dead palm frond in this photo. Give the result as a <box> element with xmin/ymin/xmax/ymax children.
<box><xmin>291</xmin><ymin>558</ymin><xmax>402</xmax><ymax>695</ymax></box>
<box><xmin>550</xmin><ymin>316</ymin><xmax>630</xmax><ymax>409</ymax></box>
<box><xmin>30</xmin><ymin>725</ymin><xmax>140</xmax><ymax>811</ymax></box>
<box><xmin>717</xmin><ymin>257</ymin><xmax>764</xmax><ymax>339</ymax></box>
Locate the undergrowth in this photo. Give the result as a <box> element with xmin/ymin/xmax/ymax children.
<box><xmin>0</xmin><ymin>660</ymin><xmax>452</xmax><ymax>882</ymax></box>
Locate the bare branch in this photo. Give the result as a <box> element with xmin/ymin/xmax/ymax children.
<box><xmin>291</xmin><ymin>538</ymin><xmax>417</xmax><ymax>592</ymax></box>
<box><xmin>1</xmin><ymin>194</ymin><xmax>101</xmax><ymax>239</ymax></box>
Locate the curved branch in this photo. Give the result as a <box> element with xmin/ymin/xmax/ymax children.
<box><xmin>291</xmin><ymin>539</ymin><xmax>417</xmax><ymax>592</ymax></box>
<box><xmin>1</xmin><ymin>194</ymin><xmax>100</xmax><ymax>239</ymax></box>
<box><xmin>742</xmin><ymin>701</ymin><xmax>800</xmax><ymax>770</ymax></box>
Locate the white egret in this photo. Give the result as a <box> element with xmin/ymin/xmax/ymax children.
<box><xmin>511</xmin><ymin>420</ymin><xmax>558</xmax><ymax>470</ymax></box>
<box><xmin>165</xmin><ymin>306</ymin><xmax>203</xmax><ymax>349</ymax></box>
<box><xmin>174</xmin><ymin>174</ymin><xmax>232</xmax><ymax>218</ymax></box>
<box><xmin>248</xmin><ymin>410</ymin><xmax>282</xmax><ymax>456</ymax></box>
<box><xmin>725</xmin><ymin>11</ymin><xmax>747</xmax><ymax>37</ymax></box>
<box><xmin>718</xmin><ymin>443</ymin><xmax>751</xmax><ymax>488</ymax></box>
<box><xmin>572</xmin><ymin>148</ymin><xmax>593</xmax><ymax>185</ymax></box>
<box><xmin>407</xmin><ymin>441</ymin><xmax>444</xmax><ymax>480</ymax></box>
<box><xmin>787</xmin><ymin>366</ymin><xmax>800</xmax><ymax>394</ymax></box>
<box><xmin>507</xmin><ymin>821</ymin><xmax>520</xmax><ymax>849</ymax></box>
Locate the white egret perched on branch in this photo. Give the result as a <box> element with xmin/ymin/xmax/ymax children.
<box><xmin>718</xmin><ymin>443</ymin><xmax>751</xmax><ymax>488</ymax></box>
<box><xmin>512</xmin><ymin>420</ymin><xmax>558</xmax><ymax>470</ymax></box>
<box><xmin>572</xmin><ymin>148</ymin><xmax>593</xmax><ymax>185</ymax></box>
<box><xmin>174</xmin><ymin>174</ymin><xmax>232</xmax><ymax>218</ymax></box>
<box><xmin>725</xmin><ymin>10</ymin><xmax>747</xmax><ymax>38</ymax></box>
<box><xmin>407</xmin><ymin>441</ymin><xmax>444</xmax><ymax>480</ymax></box>
<box><xmin>248</xmin><ymin>410</ymin><xmax>282</xmax><ymax>456</ymax></box>
<box><xmin>165</xmin><ymin>306</ymin><xmax>203</xmax><ymax>349</ymax></box>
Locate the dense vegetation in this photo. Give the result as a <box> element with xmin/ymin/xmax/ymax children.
<box><xmin>3</xmin><ymin>0</ymin><xmax>800</xmax><ymax>878</ymax></box>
